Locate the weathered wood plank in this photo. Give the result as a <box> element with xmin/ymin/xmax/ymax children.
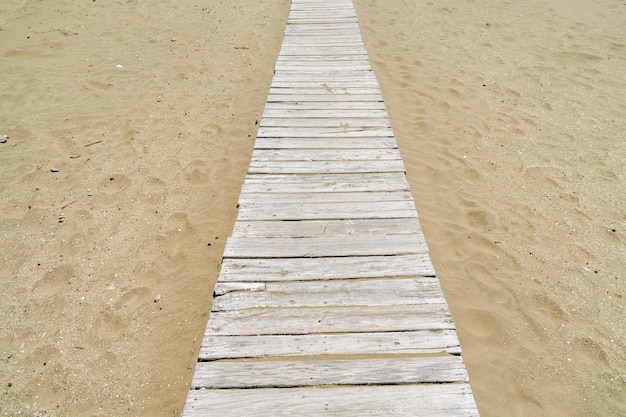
<box><xmin>223</xmin><ymin>234</ymin><xmax>427</xmax><ymax>258</ymax></box>
<box><xmin>263</xmin><ymin>101</ymin><xmax>386</xmax><ymax>110</ymax></box>
<box><xmin>199</xmin><ymin>330</ymin><xmax>461</xmax><ymax>360</ymax></box>
<box><xmin>236</xmin><ymin>200</ymin><xmax>416</xmax><ymax>221</ymax></box>
<box><xmin>231</xmin><ymin>218</ymin><xmax>422</xmax><ymax>238</ymax></box>
<box><xmin>205</xmin><ymin>303</ymin><xmax>455</xmax><ymax>336</ymax></box>
<box><xmin>254</xmin><ymin>138</ymin><xmax>396</xmax><ymax>149</ymax></box>
<box><xmin>248</xmin><ymin>160</ymin><xmax>405</xmax><ymax>174</ymax></box>
<box><xmin>184</xmin><ymin>384</ymin><xmax>479</xmax><ymax>417</ymax></box>
<box><xmin>257</xmin><ymin>127</ymin><xmax>392</xmax><ymax>138</ymax></box>
<box><xmin>215</xmin><ymin>276</ymin><xmax>439</xmax><ymax>295</ymax></box>
<box><xmin>240</xmin><ymin>173</ymin><xmax>410</xmax><ymax>193</ymax></box>
<box><xmin>238</xmin><ymin>190</ymin><xmax>411</xmax><ymax>203</ymax></box>
<box><xmin>262</xmin><ymin>109</ymin><xmax>388</xmax><ymax>118</ymax></box>
<box><xmin>250</xmin><ymin>149</ymin><xmax>400</xmax><ymax>161</ymax></box>
<box><xmin>184</xmin><ymin>384</ymin><xmax>478</xmax><ymax>417</ymax></box>
<box><xmin>191</xmin><ymin>356</ymin><xmax>468</xmax><ymax>389</ymax></box>
<box><xmin>267</xmin><ymin>87</ymin><xmax>382</xmax><ymax>96</ymax></box>
<box><xmin>270</xmin><ymin>81</ymin><xmax>378</xmax><ymax>88</ymax></box>
<box><xmin>212</xmin><ymin>278</ymin><xmax>445</xmax><ymax>311</ymax></box>
<box><xmin>218</xmin><ymin>254</ymin><xmax>436</xmax><ymax>282</ymax></box>
<box><xmin>266</xmin><ymin>95</ymin><xmax>384</xmax><ymax>104</ymax></box>
<box><xmin>259</xmin><ymin>118</ymin><xmax>390</xmax><ymax>127</ymax></box>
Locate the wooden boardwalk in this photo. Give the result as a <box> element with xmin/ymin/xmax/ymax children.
<box><xmin>183</xmin><ymin>0</ymin><xmax>479</xmax><ymax>415</ymax></box>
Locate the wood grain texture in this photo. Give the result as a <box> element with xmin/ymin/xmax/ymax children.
<box><xmin>218</xmin><ymin>254</ymin><xmax>436</xmax><ymax>282</ymax></box>
<box><xmin>191</xmin><ymin>356</ymin><xmax>468</xmax><ymax>389</ymax></box>
<box><xmin>199</xmin><ymin>330</ymin><xmax>461</xmax><ymax>360</ymax></box>
<box><xmin>231</xmin><ymin>218</ymin><xmax>422</xmax><ymax>237</ymax></box>
<box><xmin>205</xmin><ymin>303</ymin><xmax>455</xmax><ymax>336</ymax></box>
<box><xmin>212</xmin><ymin>277</ymin><xmax>445</xmax><ymax>311</ymax></box>
<box><xmin>223</xmin><ymin>234</ymin><xmax>428</xmax><ymax>258</ymax></box>
<box><xmin>184</xmin><ymin>384</ymin><xmax>479</xmax><ymax>417</ymax></box>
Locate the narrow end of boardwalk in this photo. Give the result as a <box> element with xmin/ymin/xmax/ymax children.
<box><xmin>182</xmin><ymin>1</ymin><xmax>480</xmax><ymax>416</ymax></box>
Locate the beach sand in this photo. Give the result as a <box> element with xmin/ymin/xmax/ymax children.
<box><xmin>0</xmin><ymin>0</ymin><xmax>289</xmax><ymax>415</ymax></box>
<box><xmin>0</xmin><ymin>0</ymin><xmax>624</xmax><ymax>416</ymax></box>
<box><xmin>355</xmin><ymin>0</ymin><xmax>625</xmax><ymax>416</ymax></box>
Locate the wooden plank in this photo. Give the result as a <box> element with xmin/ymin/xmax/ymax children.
<box><xmin>218</xmin><ymin>255</ymin><xmax>436</xmax><ymax>282</ymax></box>
<box><xmin>205</xmin><ymin>303</ymin><xmax>455</xmax><ymax>336</ymax></box>
<box><xmin>247</xmin><ymin>160</ymin><xmax>405</xmax><ymax>174</ymax></box>
<box><xmin>263</xmin><ymin>101</ymin><xmax>386</xmax><ymax>110</ymax></box>
<box><xmin>266</xmin><ymin>97</ymin><xmax>384</xmax><ymax>105</ymax></box>
<box><xmin>240</xmin><ymin>173</ymin><xmax>410</xmax><ymax>193</ymax></box>
<box><xmin>212</xmin><ymin>278</ymin><xmax>445</xmax><ymax>311</ymax></box>
<box><xmin>249</xmin><ymin>149</ymin><xmax>401</xmax><ymax>161</ymax></box>
<box><xmin>184</xmin><ymin>384</ymin><xmax>478</xmax><ymax>417</ymax></box>
<box><xmin>257</xmin><ymin>127</ymin><xmax>392</xmax><ymax>138</ymax></box>
<box><xmin>223</xmin><ymin>234</ymin><xmax>427</xmax><ymax>258</ymax></box>
<box><xmin>238</xmin><ymin>190</ymin><xmax>411</xmax><ymax>203</ymax></box>
<box><xmin>199</xmin><ymin>330</ymin><xmax>461</xmax><ymax>360</ymax></box>
<box><xmin>236</xmin><ymin>200</ymin><xmax>415</xmax><ymax>221</ymax></box>
<box><xmin>231</xmin><ymin>218</ymin><xmax>422</xmax><ymax>238</ymax></box>
<box><xmin>274</xmin><ymin>59</ymin><xmax>371</xmax><ymax>65</ymax></box>
<box><xmin>216</xmin><ymin>276</ymin><xmax>439</xmax><ymax>295</ymax></box>
<box><xmin>191</xmin><ymin>356</ymin><xmax>468</xmax><ymax>389</ymax></box>
<box><xmin>259</xmin><ymin>118</ymin><xmax>390</xmax><ymax>127</ymax></box>
<box><xmin>262</xmin><ymin>109</ymin><xmax>388</xmax><ymax>118</ymax></box>
<box><xmin>267</xmin><ymin>87</ymin><xmax>381</xmax><ymax>96</ymax></box>
<box><xmin>184</xmin><ymin>384</ymin><xmax>479</xmax><ymax>417</ymax></box>
<box><xmin>275</xmin><ymin>56</ymin><xmax>369</xmax><ymax>62</ymax></box>
<box><xmin>254</xmin><ymin>138</ymin><xmax>396</xmax><ymax>149</ymax></box>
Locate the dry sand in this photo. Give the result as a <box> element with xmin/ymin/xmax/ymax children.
<box><xmin>1</xmin><ymin>0</ymin><xmax>289</xmax><ymax>415</ymax></box>
<box><xmin>0</xmin><ymin>0</ymin><xmax>624</xmax><ymax>416</ymax></box>
<box><xmin>355</xmin><ymin>0</ymin><xmax>625</xmax><ymax>416</ymax></box>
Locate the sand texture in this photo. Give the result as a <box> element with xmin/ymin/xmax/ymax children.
<box><xmin>0</xmin><ymin>0</ymin><xmax>289</xmax><ymax>415</ymax></box>
<box><xmin>354</xmin><ymin>0</ymin><xmax>625</xmax><ymax>416</ymax></box>
<box><xmin>1</xmin><ymin>0</ymin><xmax>624</xmax><ymax>416</ymax></box>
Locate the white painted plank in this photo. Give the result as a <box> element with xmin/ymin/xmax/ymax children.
<box><xmin>212</xmin><ymin>278</ymin><xmax>445</xmax><ymax>311</ymax></box>
<box><xmin>191</xmin><ymin>356</ymin><xmax>468</xmax><ymax>389</ymax></box>
<box><xmin>205</xmin><ymin>303</ymin><xmax>455</xmax><ymax>336</ymax></box>
<box><xmin>198</xmin><ymin>330</ymin><xmax>461</xmax><ymax>360</ymax></box>
<box><xmin>218</xmin><ymin>255</ymin><xmax>436</xmax><ymax>282</ymax></box>
<box><xmin>231</xmin><ymin>218</ymin><xmax>422</xmax><ymax>238</ymax></box>
<box><xmin>223</xmin><ymin>234</ymin><xmax>427</xmax><ymax>258</ymax></box>
<box><xmin>250</xmin><ymin>149</ymin><xmax>400</xmax><ymax>161</ymax></box>
<box><xmin>183</xmin><ymin>384</ymin><xmax>479</xmax><ymax>417</ymax></box>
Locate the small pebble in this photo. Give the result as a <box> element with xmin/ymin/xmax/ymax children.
<box><xmin>153</xmin><ymin>294</ymin><xmax>161</xmax><ymax>303</ymax></box>
<box><xmin>0</xmin><ymin>134</ymin><xmax>8</xmax><ymax>143</ymax></box>
<box><xmin>50</xmin><ymin>168</ymin><xmax>59</xmax><ymax>173</ymax></box>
